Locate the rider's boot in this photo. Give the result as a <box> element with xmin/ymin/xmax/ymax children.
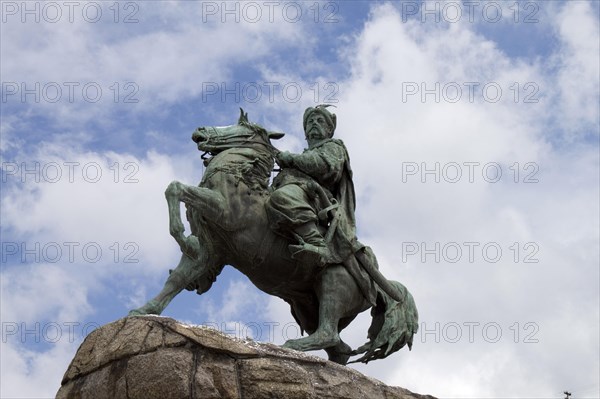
<box><xmin>289</xmin><ymin>222</ymin><xmax>336</xmax><ymax>267</ymax></box>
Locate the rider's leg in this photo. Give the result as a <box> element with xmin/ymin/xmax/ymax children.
<box><xmin>266</xmin><ymin>184</ymin><xmax>334</xmax><ymax>266</ymax></box>
<box><xmin>290</xmin><ymin>222</ymin><xmax>335</xmax><ymax>266</ymax></box>
<box><xmin>266</xmin><ymin>184</ymin><xmax>315</xmax><ymax>229</ymax></box>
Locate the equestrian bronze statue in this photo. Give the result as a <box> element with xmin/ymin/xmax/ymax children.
<box><xmin>130</xmin><ymin>107</ymin><xmax>418</xmax><ymax>365</ymax></box>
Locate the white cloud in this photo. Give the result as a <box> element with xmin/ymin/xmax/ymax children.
<box><xmin>0</xmin><ymin>144</ymin><xmax>194</xmax><ymax>395</ymax></box>
<box><xmin>552</xmin><ymin>1</ymin><xmax>600</xmax><ymax>138</ymax></box>
<box><xmin>323</xmin><ymin>2</ymin><xmax>599</xmax><ymax>397</ymax></box>
<box><xmin>0</xmin><ymin>264</ymin><xmax>94</xmax><ymax>398</ymax></box>
<box><xmin>2</xmin><ymin>146</ymin><xmax>186</xmax><ymax>271</ymax></box>
<box><xmin>202</xmin><ymin>278</ymin><xmax>269</xmax><ymax>323</ymax></box>
<box><xmin>1</xmin><ymin>1</ymin><xmax>312</xmax><ymax>127</ymax></box>
<box><xmin>0</xmin><ymin>264</ymin><xmax>92</xmax><ymax>325</ymax></box>
<box><xmin>0</xmin><ymin>339</ymin><xmax>77</xmax><ymax>398</ymax></box>
<box><xmin>1</xmin><ymin>1</ymin><xmax>598</xmax><ymax>398</ymax></box>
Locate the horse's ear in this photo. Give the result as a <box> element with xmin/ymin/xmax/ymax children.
<box><xmin>238</xmin><ymin>108</ymin><xmax>249</xmax><ymax>124</ymax></box>
<box><xmin>268</xmin><ymin>131</ymin><xmax>285</xmax><ymax>140</ymax></box>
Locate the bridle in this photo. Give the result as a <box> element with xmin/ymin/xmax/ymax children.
<box><xmin>198</xmin><ymin>124</ymin><xmax>279</xmax><ymax>161</ymax></box>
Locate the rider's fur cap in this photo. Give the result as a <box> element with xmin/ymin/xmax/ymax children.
<box><xmin>303</xmin><ymin>104</ymin><xmax>337</xmax><ymax>137</ymax></box>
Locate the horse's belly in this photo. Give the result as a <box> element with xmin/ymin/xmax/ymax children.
<box><xmin>234</xmin><ymin>257</ymin><xmax>316</xmax><ymax>299</ymax></box>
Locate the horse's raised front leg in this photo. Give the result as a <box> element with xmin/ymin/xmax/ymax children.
<box><xmin>165</xmin><ymin>180</ymin><xmax>225</xmax><ymax>256</ymax></box>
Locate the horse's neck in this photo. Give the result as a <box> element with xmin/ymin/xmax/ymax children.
<box><xmin>197</xmin><ymin>147</ymin><xmax>274</xmax><ymax>259</ymax></box>
<box><xmin>200</xmin><ymin>147</ymin><xmax>273</xmax><ymax>192</ymax></box>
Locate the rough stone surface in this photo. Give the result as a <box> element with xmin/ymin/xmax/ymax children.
<box><xmin>57</xmin><ymin>316</ymin><xmax>436</xmax><ymax>399</ymax></box>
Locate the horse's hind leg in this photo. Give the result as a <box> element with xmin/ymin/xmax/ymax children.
<box><xmin>324</xmin><ymin>314</ymin><xmax>359</xmax><ymax>364</ymax></box>
<box><xmin>325</xmin><ymin>340</ymin><xmax>352</xmax><ymax>365</ymax></box>
<box><xmin>129</xmin><ymin>252</ymin><xmax>222</xmax><ymax>316</ymax></box>
<box><xmin>283</xmin><ymin>265</ymin><xmax>366</xmax><ymax>358</ymax></box>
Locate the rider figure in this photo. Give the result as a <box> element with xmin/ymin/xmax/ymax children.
<box><xmin>266</xmin><ymin>105</ymin><xmax>360</xmax><ymax>267</ymax></box>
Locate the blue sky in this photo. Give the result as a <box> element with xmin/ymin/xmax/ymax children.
<box><xmin>1</xmin><ymin>1</ymin><xmax>599</xmax><ymax>398</ymax></box>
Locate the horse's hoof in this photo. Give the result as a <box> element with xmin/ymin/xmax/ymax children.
<box><xmin>328</xmin><ymin>352</ymin><xmax>350</xmax><ymax>365</ymax></box>
<box><xmin>128</xmin><ymin>300</ymin><xmax>161</xmax><ymax>316</ymax></box>
<box><xmin>128</xmin><ymin>309</ymin><xmax>145</xmax><ymax>316</ymax></box>
<box><xmin>282</xmin><ymin>339</ymin><xmax>302</xmax><ymax>351</ymax></box>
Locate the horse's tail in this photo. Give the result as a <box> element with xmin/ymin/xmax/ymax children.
<box><xmin>349</xmin><ymin>280</ymin><xmax>419</xmax><ymax>364</ymax></box>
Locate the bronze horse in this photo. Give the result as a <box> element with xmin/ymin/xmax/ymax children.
<box><xmin>130</xmin><ymin>109</ymin><xmax>418</xmax><ymax>364</ymax></box>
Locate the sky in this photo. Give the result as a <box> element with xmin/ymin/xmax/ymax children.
<box><xmin>1</xmin><ymin>1</ymin><xmax>599</xmax><ymax>398</ymax></box>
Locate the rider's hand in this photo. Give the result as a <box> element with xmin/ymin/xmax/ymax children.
<box><xmin>277</xmin><ymin>151</ymin><xmax>294</xmax><ymax>168</ymax></box>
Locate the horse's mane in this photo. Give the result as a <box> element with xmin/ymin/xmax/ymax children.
<box><xmin>201</xmin><ymin>122</ymin><xmax>275</xmax><ymax>193</ymax></box>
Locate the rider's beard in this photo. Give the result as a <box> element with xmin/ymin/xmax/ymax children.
<box><xmin>306</xmin><ymin>125</ymin><xmax>328</xmax><ymax>147</ymax></box>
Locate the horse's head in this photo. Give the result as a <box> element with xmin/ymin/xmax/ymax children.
<box><xmin>192</xmin><ymin>109</ymin><xmax>284</xmax><ymax>157</ymax></box>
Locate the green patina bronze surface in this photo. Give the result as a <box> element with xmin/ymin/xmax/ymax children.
<box><xmin>130</xmin><ymin>106</ymin><xmax>418</xmax><ymax>365</ymax></box>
